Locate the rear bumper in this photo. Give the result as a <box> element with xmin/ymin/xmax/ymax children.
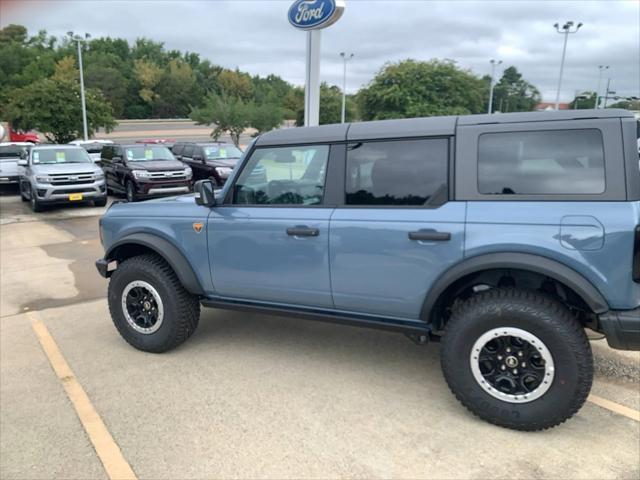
<box><xmin>599</xmin><ymin>307</ymin><xmax>640</xmax><ymax>350</ymax></box>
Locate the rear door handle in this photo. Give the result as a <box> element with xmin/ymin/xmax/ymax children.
<box><xmin>408</xmin><ymin>230</ymin><xmax>451</xmax><ymax>242</ymax></box>
<box><xmin>287</xmin><ymin>226</ymin><xmax>320</xmax><ymax>237</ymax></box>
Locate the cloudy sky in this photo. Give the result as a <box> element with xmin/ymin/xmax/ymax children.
<box><xmin>1</xmin><ymin>0</ymin><xmax>638</xmax><ymax>103</ymax></box>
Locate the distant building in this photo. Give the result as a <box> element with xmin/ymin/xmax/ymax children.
<box><xmin>535</xmin><ymin>102</ymin><xmax>571</xmax><ymax>111</ymax></box>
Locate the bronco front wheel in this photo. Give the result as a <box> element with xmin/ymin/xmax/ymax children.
<box><xmin>108</xmin><ymin>254</ymin><xmax>200</xmax><ymax>353</ymax></box>
<box><xmin>440</xmin><ymin>289</ymin><xmax>593</xmax><ymax>431</ymax></box>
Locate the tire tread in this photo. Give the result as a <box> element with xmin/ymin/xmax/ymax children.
<box><xmin>441</xmin><ymin>288</ymin><xmax>593</xmax><ymax>431</ymax></box>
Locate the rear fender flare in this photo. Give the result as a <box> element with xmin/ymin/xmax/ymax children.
<box><xmin>420</xmin><ymin>252</ymin><xmax>610</xmax><ymax>323</ymax></box>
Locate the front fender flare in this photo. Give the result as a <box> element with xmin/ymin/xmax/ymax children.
<box><xmin>420</xmin><ymin>252</ymin><xmax>610</xmax><ymax>322</ymax></box>
<box><xmin>105</xmin><ymin>233</ymin><xmax>204</xmax><ymax>296</ymax></box>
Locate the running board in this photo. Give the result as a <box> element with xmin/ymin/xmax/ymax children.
<box><xmin>200</xmin><ymin>298</ymin><xmax>432</xmax><ymax>336</ymax></box>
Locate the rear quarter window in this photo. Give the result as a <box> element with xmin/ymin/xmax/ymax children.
<box><xmin>478</xmin><ymin>129</ymin><xmax>605</xmax><ymax>195</ymax></box>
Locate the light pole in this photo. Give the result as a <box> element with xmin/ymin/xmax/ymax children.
<box><xmin>68</xmin><ymin>32</ymin><xmax>91</xmax><ymax>141</ymax></box>
<box><xmin>553</xmin><ymin>21</ymin><xmax>582</xmax><ymax>110</ymax></box>
<box><xmin>602</xmin><ymin>78</ymin><xmax>613</xmax><ymax>108</ymax></box>
<box><xmin>340</xmin><ymin>52</ymin><xmax>354</xmax><ymax>124</ymax></box>
<box><xmin>488</xmin><ymin>59</ymin><xmax>502</xmax><ymax>114</ymax></box>
<box><xmin>595</xmin><ymin>65</ymin><xmax>609</xmax><ymax>109</ymax></box>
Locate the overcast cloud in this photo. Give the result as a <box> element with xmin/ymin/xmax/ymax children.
<box><xmin>1</xmin><ymin>0</ymin><xmax>638</xmax><ymax>102</ymax></box>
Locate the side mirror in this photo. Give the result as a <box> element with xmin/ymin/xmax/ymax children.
<box><xmin>193</xmin><ymin>155</ymin><xmax>204</xmax><ymax>162</ymax></box>
<box><xmin>17</xmin><ymin>159</ymin><xmax>28</xmax><ymax>166</ymax></box>
<box><xmin>194</xmin><ymin>179</ymin><xmax>216</xmax><ymax>207</ymax></box>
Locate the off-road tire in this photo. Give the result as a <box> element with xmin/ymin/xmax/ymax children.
<box><xmin>440</xmin><ymin>288</ymin><xmax>593</xmax><ymax>431</ymax></box>
<box><xmin>108</xmin><ymin>254</ymin><xmax>200</xmax><ymax>353</ymax></box>
<box><xmin>93</xmin><ymin>196</ymin><xmax>107</xmax><ymax>207</ymax></box>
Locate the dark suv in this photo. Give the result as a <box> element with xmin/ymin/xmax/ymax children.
<box><xmin>100</xmin><ymin>144</ymin><xmax>192</xmax><ymax>202</ymax></box>
<box><xmin>172</xmin><ymin>142</ymin><xmax>243</xmax><ymax>186</ymax></box>
<box><xmin>97</xmin><ymin>109</ymin><xmax>640</xmax><ymax>431</ymax></box>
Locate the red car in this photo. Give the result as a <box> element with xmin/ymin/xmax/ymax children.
<box><xmin>8</xmin><ymin>125</ymin><xmax>39</xmax><ymax>143</ymax></box>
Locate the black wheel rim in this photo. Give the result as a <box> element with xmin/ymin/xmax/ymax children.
<box><xmin>121</xmin><ymin>280</ymin><xmax>164</xmax><ymax>334</ymax></box>
<box><xmin>470</xmin><ymin>327</ymin><xmax>555</xmax><ymax>403</ymax></box>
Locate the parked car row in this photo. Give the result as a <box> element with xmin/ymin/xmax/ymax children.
<box><xmin>0</xmin><ymin>140</ymin><xmax>244</xmax><ymax>212</ymax></box>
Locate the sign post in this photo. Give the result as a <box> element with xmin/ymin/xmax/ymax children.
<box><xmin>288</xmin><ymin>0</ymin><xmax>345</xmax><ymax>127</ymax></box>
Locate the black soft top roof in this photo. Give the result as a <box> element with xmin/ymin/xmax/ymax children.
<box><xmin>256</xmin><ymin>109</ymin><xmax>633</xmax><ymax>146</ymax></box>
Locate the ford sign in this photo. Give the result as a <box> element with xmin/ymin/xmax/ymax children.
<box><xmin>288</xmin><ymin>0</ymin><xmax>345</xmax><ymax>30</ymax></box>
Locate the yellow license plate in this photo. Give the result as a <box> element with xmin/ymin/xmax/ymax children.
<box><xmin>68</xmin><ymin>193</ymin><xmax>83</xmax><ymax>201</ymax></box>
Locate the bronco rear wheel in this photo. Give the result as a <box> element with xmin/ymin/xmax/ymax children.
<box><xmin>440</xmin><ymin>288</ymin><xmax>593</xmax><ymax>431</ymax></box>
<box><xmin>108</xmin><ymin>253</ymin><xmax>200</xmax><ymax>353</ymax></box>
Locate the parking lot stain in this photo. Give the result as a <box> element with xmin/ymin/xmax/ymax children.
<box><xmin>19</xmin><ymin>217</ymin><xmax>108</xmax><ymax>312</ymax></box>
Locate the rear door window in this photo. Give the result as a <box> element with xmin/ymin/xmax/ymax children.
<box><xmin>478</xmin><ymin>129</ymin><xmax>605</xmax><ymax>195</ymax></box>
<box><xmin>345</xmin><ymin>138</ymin><xmax>448</xmax><ymax>206</ymax></box>
<box><xmin>172</xmin><ymin>144</ymin><xmax>184</xmax><ymax>156</ymax></box>
<box><xmin>182</xmin><ymin>145</ymin><xmax>194</xmax><ymax>158</ymax></box>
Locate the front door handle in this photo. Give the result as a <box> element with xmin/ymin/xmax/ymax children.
<box><xmin>408</xmin><ymin>229</ymin><xmax>451</xmax><ymax>242</ymax></box>
<box><xmin>287</xmin><ymin>226</ymin><xmax>320</xmax><ymax>237</ymax></box>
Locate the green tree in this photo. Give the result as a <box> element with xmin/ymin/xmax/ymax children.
<box><xmin>607</xmin><ymin>99</ymin><xmax>640</xmax><ymax>110</ymax></box>
<box><xmin>358</xmin><ymin>59</ymin><xmax>486</xmax><ymax>120</ymax></box>
<box><xmin>249</xmin><ymin>103</ymin><xmax>284</xmax><ymax>135</ymax></box>
<box><xmin>191</xmin><ymin>94</ymin><xmax>250</xmax><ymax>146</ymax></box>
<box><xmin>133</xmin><ymin>59</ymin><xmax>163</xmax><ymax>105</ymax></box>
<box><xmin>4</xmin><ymin>57</ymin><xmax>116</xmax><ymax>143</ymax></box>
<box><xmin>492</xmin><ymin>66</ymin><xmax>540</xmax><ymax>113</ymax></box>
<box><xmin>283</xmin><ymin>87</ymin><xmax>304</xmax><ymax>120</ymax></box>
<box><xmin>218</xmin><ymin>69</ymin><xmax>253</xmax><ymax>100</ymax></box>
<box><xmin>153</xmin><ymin>59</ymin><xmax>198</xmax><ymax>117</ymax></box>
<box><xmin>84</xmin><ymin>66</ymin><xmax>129</xmax><ymax>118</ymax></box>
<box><xmin>295</xmin><ymin>83</ymin><xmax>356</xmax><ymax>125</ymax></box>
<box><xmin>569</xmin><ymin>91</ymin><xmax>597</xmax><ymax>109</ymax></box>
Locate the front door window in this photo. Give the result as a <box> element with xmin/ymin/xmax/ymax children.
<box><xmin>233</xmin><ymin>145</ymin><xmax>329</xmax><ymax>205</ymax></box>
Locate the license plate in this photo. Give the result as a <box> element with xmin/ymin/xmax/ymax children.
<box><xmin>68</xmin><ymin>193</ymin><xmax>83</xmax><ymax>201</ymax></box>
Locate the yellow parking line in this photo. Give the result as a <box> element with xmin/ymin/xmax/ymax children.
<box><xmin>28</xmin><ymin>312</ymin><xmax>137</xmax><ymax>480</ymax></box>
<box><xmin>588</xmin><ymin>394</ymin><xmax>640</xmax><ymax>422</ymax></box>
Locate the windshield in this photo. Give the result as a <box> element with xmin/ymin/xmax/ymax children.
<box><xmin>0</xmin><ymin>145</ymin><xmax>27</xmax><ymax>161</ymax></box>
<box><xmin>32</xmin><ymin>148</ymin><xmax>91</xmax><ymax>164</ymax></box>
<box><xmin>125</xmin><ymin>146</ymin><xmax>174</xmax><ymax>162</ymax></box>
<box><xmin>203</xmin><ymin>144</ymin><xmax>242</xmax><ymax>160</ymax></box>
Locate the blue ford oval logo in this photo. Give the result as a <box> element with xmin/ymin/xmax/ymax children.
<box><xmin>288</xmin><ymin>0</ymin><xmax>345</xmax><ymax>30</ymax></box>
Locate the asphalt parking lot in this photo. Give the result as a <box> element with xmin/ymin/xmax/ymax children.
<box><xmin>1</xmin><ymin>189</ymin><xmax>639</xmax><ymax>480</ymax></box>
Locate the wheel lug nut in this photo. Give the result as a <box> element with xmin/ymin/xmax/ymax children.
<box><xmin>518</xmin><ymin>351</ymin><xmax>523</xmax><ymax>357</ymax></box>
<box><xmin>513</xmin><ymin>369</ymin><xmax>518</xmax><ymax>375</ymax></box>
<box><xmin>501</xmin><ymin>365</ymin><xmax>506</xmax><ymax>371</ymax></box>
<box><xmin>497</xmin><ymin>355</ymin><xmax>503</xmax><ymax>360</ymax></box>
<box><xmin>506</xmin><ymin>348</ymin><xmax>511</xmax><ymax>353</ymax></box>
<box><xmin>522</xmin><ymin>362</ymin><xmax>526</xmax><ymax>367</ymax></box>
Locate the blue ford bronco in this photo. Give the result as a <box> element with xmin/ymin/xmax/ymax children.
<box><xmin>97</xmin><ymin>109</ymin><xmax>640</xmax><ymax>430</ymax></box>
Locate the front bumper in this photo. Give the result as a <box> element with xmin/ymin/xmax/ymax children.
<box><xmin>134</xmin><ymin>179</ymin><xmax>192</xmax><ymax>197</ymax></box>
<box><xmin>95</xmin><ymin>258</ymin><xmax>110</xmax><ymax>278</ymax></box>
<box><xmin>34</xmin><ymin>179</ymin><xmax>106</xmax><ymax>203</ymax></box>
<box><xmin>599</xmin><ymin>307</ymin><xmax>640</xmax><ymax>350</ymax></box>
<box><xmin>0</xmin><ymin>175</ymin><xmax>19</xmax><ymax>184</ymax></box>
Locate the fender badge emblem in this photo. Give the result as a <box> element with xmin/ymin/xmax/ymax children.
<box><xmin>193</xmin><ymin>223</ymin><xmax>203</xmax><ymax>233</ymax></box>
